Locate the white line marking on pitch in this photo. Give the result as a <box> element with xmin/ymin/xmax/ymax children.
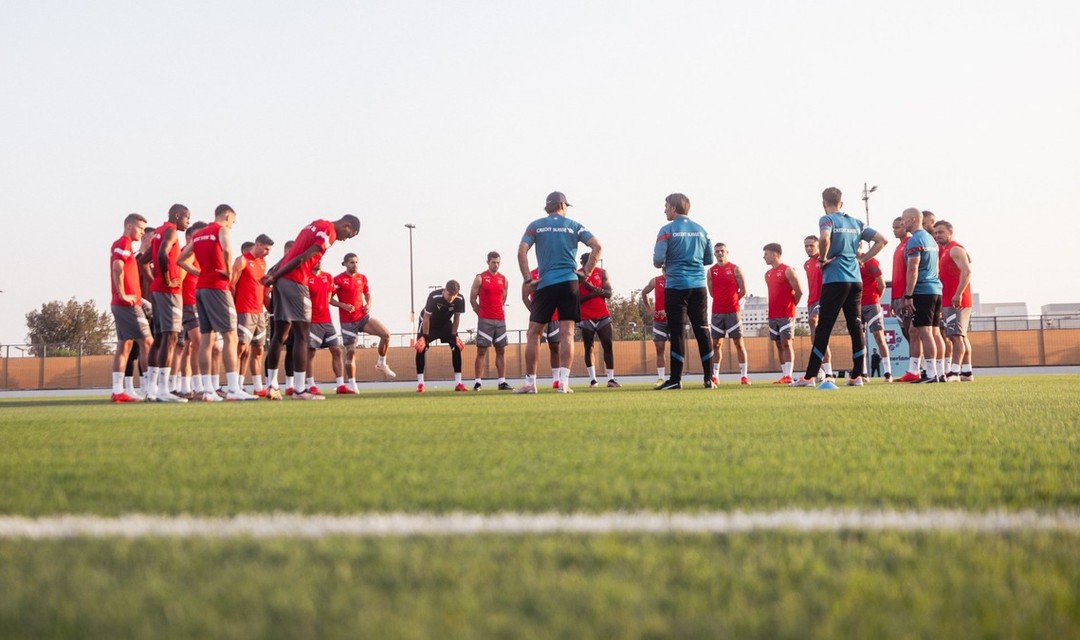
<box><xmin>1</xmin><ymin>510</ymin><xmax>1079</xmax><ymax>539</ymax></box>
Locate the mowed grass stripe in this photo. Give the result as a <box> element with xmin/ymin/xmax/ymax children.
<box><xmin>3</xmin><ymin>510</ymin><xmax>1080</xmax><ymax>538</ymax></box>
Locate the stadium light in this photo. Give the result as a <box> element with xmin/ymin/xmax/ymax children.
<box><xmin>862</xmin><ymin>183</ymin><xmax>878</xmax><ymax>225</ymax></box>
<box><xmin>405</xmin><ymin>224</ymin><xmax>416</xmax><ymax>342</ymax></box>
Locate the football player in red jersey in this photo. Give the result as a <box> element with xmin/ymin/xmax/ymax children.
<box><xmin>933</xmin><ymin>220</ymin><xmax>974</xmax><ymax>381</ymax></box>
<box><xmin>109</xmin><ymin>213</ymin><xmax>153</xmax><ymax>402</ymax></box>
<box><xmin>802</xmin><ymin>236</ymin><xmax>833</xmax><ymax>380</ymax></box>
<box><xmin>334</xmin><ymin>252</ymin><xmax>396</xmax><ymax>393</ymax></box>
<box><xmin>762</xmin><ymin>243</ymin><xmax>801</xmax><ymax>384</ymax></box>
<box><xmin>261</xmin><ymin>216</ymin><xmax>359</xmax><ymax>401</ymax></box>
<box><xmin>232</xmin><ymin>234</ymin><xmax>274</xmax><ymax>395</ymax></box>
<box><xmin>141</xmin><ymin>204</ymin><xmax>190</xmax><ymax>402</ymax></box>
<box><xmin>305</xmin><ymin>262</ymin><xmax>343</xmax><ymax>396</ymax></box>
<box><xmin>640</xmin><ymin>270</ymin><xmax>668</xmax><ymax>387</ymax></box>
<box><xmin>708</xmin><ymin>243</ymin><xmax>750</xmax><ymax>385</ymax></box>
<box><xmin>577</xmin><ymin>252</ymin><xmax>619</xmax><ymax>388</ymax></box>
<box><xmin>470</xmin><ymin>251</ymin><xmax>512</xmax><ymax>391</ymax></box>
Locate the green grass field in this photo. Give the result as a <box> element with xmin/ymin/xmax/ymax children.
<box><xmin>2</xmin><ymin>376</ymin><xmax>1079</xmax><ymax>638</ymax></box>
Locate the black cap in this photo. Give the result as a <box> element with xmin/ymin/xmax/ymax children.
<box><xmin>545</xmin><ymin>191</ymin><xmax>572</xmax><ymax>208</ymax></box>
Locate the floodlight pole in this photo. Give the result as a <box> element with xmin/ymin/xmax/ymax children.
<box><xmin>862</xmin><ymin>183</ymin><xmax>878</xmax><ymax>225</ymax></box>
<box><xmin>405</xmin><ymin>224</ymin><xmax>416</xmax><ymax>342</ymax></box>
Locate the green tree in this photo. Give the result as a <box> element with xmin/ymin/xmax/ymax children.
<box><xmin>25</xmin><ymin>298</ymin><xmax>114</xmax><ymax>356</ymax></box>
<box><xmin>607</xmin><ymin>293</ymin><xmax>650</xmax><ymax>340</ymax></box>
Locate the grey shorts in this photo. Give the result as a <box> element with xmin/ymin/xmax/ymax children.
<box><xmin>652</xmin><ymin>320</ymin><xmax>669</xmax><ymax>342</ymax></box>
<box><xmin>112</xmin><ymin>304</ymin><xmax>152</xmax><ymax>341</ymax></box>
<box><xmin>768</xmin><ymin>317</ymin><xmax>794</xmax><ymax>342</ymax></box>
<box><xmin>580</xmin><ymin>316</ymin><xmax>612</xmax><ymax>333</ymax></box>
<box><xmin>710</xmin><ymin>312</ymin><xmax>743</xmax><ymax>339</ymax></box>
<box><xmin>808</xmin><ymin>302</ymin><xmax>821</xmax><ymax>318</ymax></box>
<box><xmin>196</xmin><ymin>288</ymin><xmax>237</xmax><ymax>334</ymax></box>
<box><xmin>476</xmin><ymin>318</ymin><xmax>508</xmax><ymax>348</ymax></box>
<box><xmin>308</xmin><ymin>322</ymin><xmax>341</xmax><ymax>349</ymax></box>
<box><xmin>182</xmin><ymin>305</ymin><xmax>199</xmax><ymax>333</ymax></box>
<box><xmin>237</xmin><ymin>312</ymin><xmax>267</xmax><ymax>346</ymax></box>
<box><xmin>862</xmin><ymin>304</ymin><xmax>885</xmax><ymax>332</ymax></box>
<box><xmin>943</xmin><ymin>306</ymin><xmax>972</xmax><ymax>337</ymax></box>
<box><xmin>151</xmin><ymin>291</ymin><xmax>183</xmax><ymax>334</ymax></box>
<box><xmin>542</xmin><ymin>321</ymin><xmax>561</xmax><ymax>343</ymax></box>
<box><xmin>340</xmin><ymin>316</ymin><xmax>372</xmax><ymax>346</ymax></box>
<box><xmin>272</xmin><ymin>278</ymin><xmax>312</xmax><ymax>323</ymax></box>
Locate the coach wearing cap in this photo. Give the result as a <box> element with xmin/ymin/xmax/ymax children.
<box><xmin>515</xmin><ymin>191</ymin><xmax>602</xmax><ymax>394</ymax></box>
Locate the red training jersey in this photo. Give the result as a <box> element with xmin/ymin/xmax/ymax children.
<box><xmin>149</xmin><ymin>221</ymin><xmax>182</xmax><ymax>294</ymax></box>
<box><xmin>860</xmin><ymin>257</ymin><xmax>883</xmax><ymax>305</ymax></box>
<box><xmin>803</xmin><ymin>257</ymin><xmax>822</xmax><ymax>306</ymax></box>
<box><xmin>476</xmin><ymin>271</ymin><xmax>507</xmax><ymax>321</ymax></box>
<box><xmin>652</xmin><ymin>275</ymin><xmax>666</xmax><ymax>321</ymax></box>
<box><xmin>765</xmin><ymin>263</ymin><xmax>796</xmax><ymax>319</ymax></box>
<box><xmin>234</xmin><ymin>252</ymin><xmax>267</xmax><ymax>313</ymax></box>
<box><xmin>308</xmin><ymin>271</ymin><xmax>335</xmax><ymax>324</ymax></box>
<box><xmin>333</xmin><ymin>271</ymin><xmax>369</xmax><ymax>324</ymax></box>
<box><xmin>939</xmin><ymin>240</ymin><xmax>972</xmax><ymax>307</ymax></box>
<box><xmin>282</xmin><ymin>220</ymin><xmax>336</xmax><ymax>285</ymax></box>
<box><xmin>182</xmin><ymin>255</ymin><xmax>198</xmax><ymax>306</ymax></box>
<box><xmin>110</xmin><ymin>236</ymin><xmax>141</xmax><ymax>307</ymax></box>
<box><xmin>709</xmin><ymin>262</ymin><xmax>741</xmax><ymax>314</ymax></box>
<box><xmin>578</xmin><ymin>269</ymin><xmax>609</xmax><ymax>321</ymax></box>
<box><xmin>192</xmin><ymin>222</ymin><xmax>230</xmax><ymax>290</ymax></box>
<box><xmin>890</xmin><ymin>236</ymin><xmax>910</xmax><ymax>301</ymax></box>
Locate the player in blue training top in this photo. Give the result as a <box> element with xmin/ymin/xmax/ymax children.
<box><xmin>516</xmin><ymin>191</ymin><xmax>602</xmax><ymax>394</ymax></box>
<box><xmin>901</xmin><ymin>206</ymin><xmax>944</xmax><ymax>382</ymax></box>
<box><xmin>793</xmin><ymin>186</ymin><xmax>888</xmax><ymax>387</ymax></box>
<box><xmin>652</xmin><ymin>192</ymin><xmax>715</xmax><ymax>390</ymax></box>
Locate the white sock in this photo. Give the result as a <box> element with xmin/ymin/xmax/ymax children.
<box><xmin>525</xmin><ymin>374</ymin><xmax>535</xmax><ymax>386</ymax></box>
<box><xmin>252</xmin><ymin>375</ymin><xmax>263</xmax><ymax>392</ymax></box>
<box><xmin>926</xmin><ymin>359</ymin><xmax>938</xmax><ymax>378</ymax></box>
<box><xmin>417</xmin><ymin>373</ymin><xmax>425</xmax><ymax>384</ymax></box>
<box><xmin>950</xmin><ymin>363</ymin><xmax>961</xmax><ymax>374</ymax></box>
<box><xmin>552</xmin><ymin>371</ymin><xmax>559</xmax><ymax>385</ymax></box>
<box><xmin>739</xmin><ymin>362</ymin><xmax>748</xmax><ymax>377</ymax></box>
<box><xmin>475</xmin><ymin>378</ymin><xmax>482</xmax><ymax>386</ymax></box>
<box><xmin>285</xmin><ymin>375</ymin><xmax>293</xmax><ymax>390</ymax></box>
<box><xmin>192</xmin><ymin>375</ymin><xmax>204</xmax><ymax>393</ymax></box>
<box><xmin>112</xmin><ymin>372</ymin><xmax>124</xmax><ymax>394</ymax></box>
<box><xmin>607</xmin><ymin>370</ymin><xmax>615</xmax><ymax>381</ymax></box>
<box><xmin>782</xmin><ymin>362</ymin><xmax>793</xmax><ymax>377</ymax></box>
<box><xmin>454</xmin><ymin>372</ymin><xmax>462</xmax><ymax>384</ymax></box>
<box><xmin>377</xmin><ymin>355</ymin><xmax>386</xmax><ymax>366</ymax></box>
<box><xmin>586</xmin><ymin>366</ymin><xmax>596</xmax><ymax>380</ymax></box>
<box><xmin>160</xmin><ymin>370</ymin><xmax>171</xmax><ymax>394</ymax></box>
<box><xmin>124</xmin><ymin>375</ymin><xmax>136</xmax><ymax>394</ymax></box>
<box><xmin>336</xmin><ymin>376</ymin><xmax>344</xmax><ymax>386</ymax></box>
<box><xmin>498</xmin><ymin>377</ymin><xmax>506</xmax><ymax>385</ymax></box>
<box><xmin>294</xmin><ymin>372</ymin><xmax>306</xmax><ymax>390</ymax></box>
<box><xmin>712</xmin><ymin>363</ymin><xmax>720</xmax><ymax>376</ymax></box>
<box><xmin>883</xmin><ymin>358</ymin><xmax>892</xmax><ymax>375</ymax></box>
<box><xmin>268</xmin><ymin>369</ymin><xmax>279</xmax><ymax>389</ymax></box>
<box><xmin>657</xmin><ymin>367</ymin><xmax>665</xmax><ymax>379</ymax></box>
<box><xmin>822</xmin><ymin>363</ymin><xmax>833</xmax><ymax>377</ymax></box>
<box><xmin>945</xmin><ymin>357</ymin><xmax>952</xmax><ymax>372</ymax></box>
<box><xmin>938</xmin><ymin>359</ymin><xmax>946</xmax><ymax>377</ymax></box>
<box><xmin>146</xmin><ymin>367</ymin><xmax>159</xmax><ymax>396</ymax></box>
<box><xmin>226</xmin><ymin>371</ymin><xmax>241</xmax><ymax>393</ymax></box>
<box><xmin>348</xmin><ymin>378</ymin><xmax>358</xmax><ymax>391</ymax></box>
<box><xmin>961</xmin><ymin>364</ymin><xmax>972</xmax><ymax>373</ymax></box>
<box><xmin>202</xmin><ymin>374</ymin><xmax>214</xmax><ymax>392</ymax></box>
<box><xmin>909</xmin><ymin>358</ymin><xmax>920</xmax><ymax>374</ymax></box>
<box><xmin>560</xmin><ymin>367</ymin><xmax>571</xmax><ymax>388</ymax></box>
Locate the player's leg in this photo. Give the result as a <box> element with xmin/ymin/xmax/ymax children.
<box><xmin>580</xmin><ymin>324</ymin><xmax>596</xmax><ymax>384</ymax></box>
<box><xmin>596</xmin><ymin>320</ymin><xmax>617</xmax><ymax>386</ymax></box>
<box><xmin>664</xmin><ymin>289</ymin><xmax>688</xmax><ymax>386</ymax></box>
<box><xmin>473</xmin><ymin>345</ymin><xmax>488</xmax><ymax>389</ymax></box>
<box><xmin>329</xmin><ymin>344</ymin><xmax>344</xmax><ymax>390</ymax></box>
<box><xmin>802</xmin><ymin>284</ymin><xmax>842</xmax><ymax>382</ymax></box>
<box><xmin>841</xmin><ymin>284</ymin><xmax>865</xmax><ymax>380</ymax></box>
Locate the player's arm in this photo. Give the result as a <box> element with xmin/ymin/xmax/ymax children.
<box><xmin>597</xmin><ymin>269</ymin><xmax>613</xmax><ymax>299</ymax></box>
<box><xmin>230</xmin><ymin>255</ymin><xmax>247</xmax><ymax>290</ymax></box>
<box><xmin>157</xmin><ymin>227</ymin><xmax>180</xmax><ymax>287</ymax></box>
<box><xmin>178</xmin><ymin>243</ymin><xmax>199</xmax><ymax>277</ymax></box>
<box><xmin>903</xmin><ymin>252</ymin><xmax>921</xmax><ymax>313</ymax></box>
<box><xmin>859</xmin><ymin>230</ymin><xmax>889</xmax><ymax>264</ymax></box>
<box><xmin>521</xmin><ymin>282</ymin><xmax>532</xmax><ymax>311</ymax></box>
<box><xmin>469</xmin><ymin>274</ymin><xmax>482</xmax><ymax>315</ymax></box>
<box><xmin>875</xmin><ymin>272</ymin><xmax>886</xmax><ymax>297</ymax></box>
<box><xmin>517</xmin><ymin>242</ymin><xmax>533</xmax><ymax>283</ymax></box>
<box><xmin>264</xmin><ymin>246</ymin><xmax>320</xmax><ymax>285</ymax></box>
<box><xmin>786</xmin><ymin>267</ymin><xmax>802</xmax><ymax>307</ymax></box>
<box><xmin>112</xmin><ymin>258</ymin><xmax>137</xmax><ymax>305</ymax></box>
<box><xmin>641</xmin><ymin>278</ymin><xmax>656</xmax><ymax>313</ymax></box>
<box><xmin>818</xmin><ymin>227</ymin><xmax>833</xmax><ymax>266</ymax></box>
<box><xmin>501</xmin><ymin>278</ymin><xmax>508</xmax><ymax>307</ymax></box>
<box><xmin>735</xmin><ymin>266</ymin><xmax>747</xmax><ymax>301</ymax></box>
<box><xmin>580</xmin><ymin>238</ymin><xmax>602</xmax><ymax>278</ymax></box>
<box><xmin>362</xmin><ymin>289</ymin><xmax>371</xmax><ymax>314</ymax></box>
<box><xmin>951</xmin><ymin>245</ymin><xmax>972</xmax><ymax>308</ymax></box>
<box><xmin>217</xmin><ymin>227</ymin><xmax>233</xmax><ymax>279</ymax></box>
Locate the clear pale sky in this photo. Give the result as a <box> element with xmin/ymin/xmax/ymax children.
<box><xmin>2</xmin><ymin>1</ymin><xmax>1078</xmax><ymax>346</ymax></box>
